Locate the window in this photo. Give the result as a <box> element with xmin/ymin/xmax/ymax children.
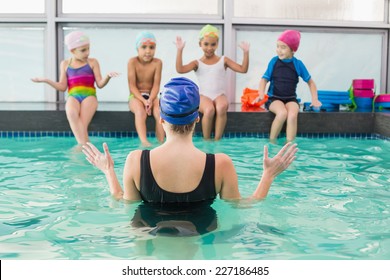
<box><xmin>0</xmin><ymin>0</ymin><xmax>45</xmax><ymax>14</ymax></box>
<box><xmin>62</xmin><ymin>0</ymin><xmax>219</xmax><ymax>16</ymax></box>
<box><xmin>0</xmin><ymin>26</ymin><xmax>45</xmax><ymax>102</ymax></box>
<box><xmin>234</xmin><ymin>0</ymin><xmax>385</xmax><ymax>22</ymax></box>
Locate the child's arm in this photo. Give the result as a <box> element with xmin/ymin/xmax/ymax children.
<box><xmin>252</xmin><ymin>78</ymin><xmax>268</xmax><ymax>104</ymax></box>
<box><xmin>31</xmin><ymin>60</ymin><xmax>68</xmax><ymax>91</ymax></box>
<box><xmin>149</xmin><ymin>59</ymin><xmax>163</xmax><ymax>101</ymax></box>
<box><xmin>175</xmin><ymin>36</ymin><xmax>198</xmax><ymax>73</ymax></box>
<box><xmin>90</xmin><ymin>58</ymin><xmax>119</xmax><ymax>89</ymax></box>
<box><xmin>225</xmin><ymin>41</ymin><xmax>250</xmax><ymax>73</ymax></box>
<box><xmin>127</xmin><ymin>58</ymin><xmax>147</xmax><ymax>102</ymax></box>
<box><xmin>258</xmin><ymin>78</ymin><xmax>268</xmax><ymax>100</ymax></box>
<box><xmin>307</xmin><ymin>79</ymin><xmax>322</xmax><ymax>107</ymax></box>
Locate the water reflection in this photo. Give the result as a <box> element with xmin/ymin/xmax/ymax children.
<box><xmin>131</xmin><ymin>201</ymin><xmax>218</xmax><ymax>237</ymax></box>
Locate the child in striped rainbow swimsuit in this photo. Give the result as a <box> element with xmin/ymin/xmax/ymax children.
<box><xmin>32</xmin><ymin>31</ymin><xmax>119</xmax><ymax>145</ymax></box>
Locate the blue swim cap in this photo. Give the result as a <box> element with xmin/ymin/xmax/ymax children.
<box><xmin>135</xmin><ymin>31</ymin><xmax>156</xmax><ymax>50</ymax></box>
<box><xmin>160</xmin><ymin>77</ymin><xmax>200</xmax><ymax>125</ymax></box>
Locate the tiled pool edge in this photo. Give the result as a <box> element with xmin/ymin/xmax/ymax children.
<box><xmin>1</xmin><ymin>131</ymin><xmax>389</xmax><ymax>140</ymax></box>
<box><xmin>1</xmin><ymin>111</ymin><xmax>389</xmax><ymax>139</ymax></box>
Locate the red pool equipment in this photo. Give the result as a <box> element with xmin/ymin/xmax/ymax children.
<box><xmin>352</xmin><ymin>79</ymin><xmax>375</xmax><ymax>89</ymax></box>
<box><xmin>374</xmin><ymin>94</ymin><xmax>390</xmax><ymax>111</ymax></box>
<box><xmin>353</xmin><ymin>89</ymin><xmax>375</xmax><ymax>98</ymax></box>
<box><xmin>374</xmin><ymin>94</ymin><xmax>390</xmax><ymax>103</ymax></box>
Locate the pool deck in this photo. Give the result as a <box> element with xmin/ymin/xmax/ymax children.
<box><xmin>0</xmin><ymin>102</ymin><xmax>389</xmax><ymax>137</ymax></box>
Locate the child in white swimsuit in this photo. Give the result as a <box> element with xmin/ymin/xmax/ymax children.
<box><xmin>196</xmin><ymin>55</ymin><xmax>226</xmax><ymax>101</ymax></box>
<box><xmin>175</xmin><ymin>24</ymin><xmax>250</xmax><ymax>140</ymax></box>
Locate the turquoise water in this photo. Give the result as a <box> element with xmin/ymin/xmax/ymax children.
<box><xmin>0</xmin><ymin>136</ymin><xmax>389</xmax><ymax>260</ymax></box>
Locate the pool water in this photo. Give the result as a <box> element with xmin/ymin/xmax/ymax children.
<box><xmin>0</xmin><ymin>136</ymin><xmax>389</xmax><ymax>260</ymax></box>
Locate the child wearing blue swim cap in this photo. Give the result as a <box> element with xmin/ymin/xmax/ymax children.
<box><xmin>175</xmin><ymin>24</ymin><xmax>250</xmax><ymax>141</ymax></box>
<box><xmin>83</xmin><ymin>77</ymin><xmax>298</xmax><ymax>204</ymax></box>
<box><xmin>128</xmin><ymin>31</ymin><xmax>164</xmax><ymax>146</ymax></box>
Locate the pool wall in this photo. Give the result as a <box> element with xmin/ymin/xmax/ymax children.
<box><xmin>1</xmin><ymin>111</ymin><xmax>389</xmax><ymax>138</ymax></box>
<box><xmin>374</xmin><ymin>113</ymin><xmax>390</xmax><ymax>137</ymax></box>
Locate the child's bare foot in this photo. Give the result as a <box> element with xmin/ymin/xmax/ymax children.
<box><xmin>269</xmin><ymin>138</ymin><xmax>278</xmax><ymax>145</ymax></box>
<box><xmin>141</xmin><ymin>141</ymin><xmax>152</xmax><ymax>147</ymax></box>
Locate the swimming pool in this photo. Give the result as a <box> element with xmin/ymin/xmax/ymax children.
<box><xmin>0</xmin><ymin>135</ymin><xmax>389</xmax><ymax>260</ymax></box>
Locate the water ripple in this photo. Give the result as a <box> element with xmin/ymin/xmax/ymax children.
<box><xmin>0</xmin><ymin>136</ymin><xmax>389</xmax><ymax>259</ymax></box>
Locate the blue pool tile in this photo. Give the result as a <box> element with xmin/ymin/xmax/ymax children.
<box><xmin>0</xmin><ymin>131</ymin><xmax>389</xmax><ymax>140</ymax></box>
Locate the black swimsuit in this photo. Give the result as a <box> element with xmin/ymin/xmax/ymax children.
<box><xmin>265</xmin><ymin>59</ymin><xmax>300</xmax><ymax>110</ymax></box>
<box><xmin>140</xmin><ymin>150</ymin><xmax>217</xmax><ymax>203</ymax></box>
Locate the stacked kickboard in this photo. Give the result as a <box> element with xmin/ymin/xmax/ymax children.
<box><xmin>352</xmin><ymin>79</ymin><xmax>375</xmax><ymax>112</ymax></box>
<box><xmin>304</xmin><ymin>90</ymin><xmax>351</xmax><ymax>112</ymax></box>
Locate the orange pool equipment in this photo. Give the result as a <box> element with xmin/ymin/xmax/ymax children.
<box><xmin>241</xmin><ymin>88</ymin><xmax>269</xmax><ymax>108</ymax></box>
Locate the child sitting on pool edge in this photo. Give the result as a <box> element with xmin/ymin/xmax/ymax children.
<box><xmin>253</xmin><ymin>30</ymin><xmax>322</xmax><ymax>143</ymax></box>
<box><xmin>128</xmin><ymin>31</ymin><xmax>164</xmax><ymax>147</ymax></box>
<box><xmin>32</xmin><ymin>31</ymin><xmax>119</xmax><ymax>145</ymax></box>
<box><xmin>175</xmin><ymin>24</ymin><xmax>250</xmax><ymax>141</ymax></box>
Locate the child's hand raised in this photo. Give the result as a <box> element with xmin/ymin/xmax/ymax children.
<box><xmin>107</xmin><ymin>72</ymin><xmax>120</xmax><ymax>78</ymax></box>
<box><xmin>238</xmin><ymin>41</ymin><xmax>250</xmax><ymax>53</ymax></box>
<box><xmin>31</xmin><ymin>77</ymin><xmax>45</xmax><ymax>83</ymax></box>
<box><xmin>175</xmin><ymin>36</ymin><xmax>186</xmax><ymax>50</ymax></box>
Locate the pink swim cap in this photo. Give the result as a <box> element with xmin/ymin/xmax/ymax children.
<box><xmin>278</xmin><ymin>30</ymin><xmax>301</xmax><ymax>52</ymax></box>
<box><xmin>65</xmin><ymin>31</ymin><xmax>90</xmax><ymax>51</ymax></box>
